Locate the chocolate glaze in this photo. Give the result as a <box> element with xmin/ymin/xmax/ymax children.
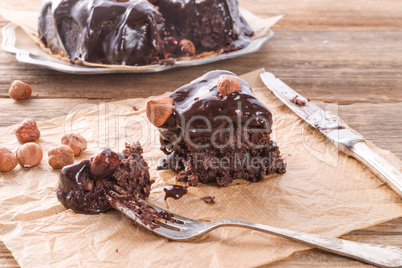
<box><xmin>156</xmin><ymin>70</ymin><xmax>274</xmax><ymax>170</ymax></box>
<box><xmin>39</xmin><ymin>0</ymin><xmax>163</xmax><ymax>65</ymax></box>
<box><xmin>163</xmin><ymin>185</ymin><xmax>188</xmax><ymax>200</ymax></box>
<box><xmin>58</xmin><ymin>159</ymin><xmax>114</xmax><ymax>214</ymax></box>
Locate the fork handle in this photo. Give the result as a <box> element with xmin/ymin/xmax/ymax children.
<box><xmin>214</xmin><ymin>220</ymin><xmax>402</xmax><ymax>268</ymax></box>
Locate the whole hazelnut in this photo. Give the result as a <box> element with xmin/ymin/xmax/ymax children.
<box><xmin>90</xmin><ymin>148</ymin><xmax>119</xmax><ymax>178</ymax></box>
<box><xmin>146</xmin><ymin>97</ymin><xmax>174</xmax><ymax>127</ymax></box>
<box><xmin>16</xmin><ymin>142</ymin><xmax>43</xmax><ymax>168</ymax></box>
<box><xmin>178</xmin><ymin>39</ymin><xmax>196</xmax><ymax>57</ymax></box>
<box><xmin>0</xmin><ymin>146</ymin><xmax>18</xmax><ymax>172</ymax></box>
<box><xmin>9</xmin><ymin>80</ymin><xmax>32</xmax><ymax>101</ymax></box>
<box><xmin>217</xmin><ymin>74</ymin><xmax>241</xmax><ymax>97</ymax></box>
<box><xmin>48</xmin><ymin>145</ymin><xmax>75</xmax><ymax>169</ymax></box>
<box><xmin>15</xmin><ymin>119</ymin><xmax>41</xmax><ymax>143</ymax></box>
<box><xmin>164</xmin><ymin>36</ymin><xmax>179</xmax><ymax>57</ymax></box>
<box><xmin>61</xmin><ymin>134</ymin><xmax>87</xmax><ymax>156</ymax></box>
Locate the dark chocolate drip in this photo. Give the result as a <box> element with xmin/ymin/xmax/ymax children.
<box><xmin>156</xmin><ymin>70</ymin><xmax>273</xmax><ymax>170</ymax></box>
<box><xmin>163</xmin><ymin>185</ymin><xmax>188</xmax><ymax>200</ymax></box>
<box><xmin>39</xmin><ymin>0</ymin><xmax>163</xmax><ymax>65</ymax></box>
<box><xmin>59</xmin><ymin>159</ymin><xmax>91</xmax><ymax>191</ymax></box>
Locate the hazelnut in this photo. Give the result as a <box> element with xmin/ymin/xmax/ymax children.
<box><xmin>146</xmin><ymin>97</ymin><xmax>174</xmax><ymax>127</ymax></box>
<box><xmin>16</xmin><ymin>142</ymin><xmax>43</xmax><ymax>168</ymax></box>
<box><xmin>9</xmin><ymin>80</ymin><xmax>32</xmax><ymax>101</ymax></box>
<box><xmin>217</xmin><ymin>74</ymin><xmax>241</xmax><ymax>97</ymax></box>
<box><xmin>164</xmin><ymin>36</ymin><xmax>179</xmax><ymax>57</ymax></box>
<box><xmin>61</xmin><ymin>134</ymin><xmax>87</xmax><ymax>156</ymax></box>
<box><xmin>15</xmin><ymin>119</ymin><xmax>41</xmax><ymax>143</ymax></box>
<box><xmin>48</xmin><ymin>145</ymin><xmax>75</xmax><ymax>169</ymax></box>
<box><xmin>178</xmin><ymin>39</ymin><xmax>196</xmax><ymax>57</ymax></box>
<box><xmin>90</xmin><ymin>148</ymin><xmax>119</xmax><ymax>178</ymax></box>
<box><xmin>0</xmin><ymin>146</ymin><xmax>18</xmax><ymax>172</ymax></box>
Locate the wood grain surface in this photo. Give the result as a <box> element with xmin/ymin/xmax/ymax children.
<box><xmin>0</xmin><ymin>0</ymin><xmax>401</xmax><ymax>267</ymax></box>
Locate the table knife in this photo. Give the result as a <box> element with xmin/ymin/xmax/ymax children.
<box><xmin>260</xmin><ymin>72</ymin><xmax>402</xmax><ymax>197</ymax></box>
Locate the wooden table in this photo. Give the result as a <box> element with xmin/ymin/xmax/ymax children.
<box><xmin>1</xmin><ymin>0</ymin><xmax>401</xmax><ymax>267</ymax></box>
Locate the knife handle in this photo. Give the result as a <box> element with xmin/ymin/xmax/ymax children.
<box><xmin>347</xmin><ymin>141</ymin><xmax>402</xmax><ymax>198</ymax></box>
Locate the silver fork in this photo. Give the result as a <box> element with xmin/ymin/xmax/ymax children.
<box><xmin>107</xmin><ymin>187</ymin><xmax>402</xmax><ymax>268</ymax></box>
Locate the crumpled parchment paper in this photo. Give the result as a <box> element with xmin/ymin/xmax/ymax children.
<box><xmin>0</xmin><ymin>69</ymin><xmax>401</xmax><ymax>267</ymax></box>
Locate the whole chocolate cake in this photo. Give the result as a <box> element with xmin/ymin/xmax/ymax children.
<box><xmin>38</xmin><ymin>0</ymin><xmax>253</xmax><ymax>66</ymax></box>
<box><xmin>57</xmin><ymin>142</ymin><xmax>152</xmax><ymax>214</ymax></box>
<box><xmin>146</xmin><ymin>70</ymin><xmax>286</xmax><ymax>186</ymax></box>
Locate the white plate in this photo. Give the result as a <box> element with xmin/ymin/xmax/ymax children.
<box><xmin>1</xmin><ymin>10</ymin><xmax>274</xmax><ymax>74</ymax></box>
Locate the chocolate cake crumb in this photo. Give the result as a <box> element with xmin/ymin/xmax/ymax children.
<box><xmin>290</xmin><ymin>95</ymin><xmax>306</xmax><ymax>106</ymax></box>
<box><xmin>201</xmin><ymin>196</ymin><xmax>215</xmax><ymax>204</ymax></box>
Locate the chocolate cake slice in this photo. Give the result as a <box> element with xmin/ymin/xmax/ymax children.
<box><xmin>146</xmin><ymin>70</ymin><xmax>286</xmax><ymax>187</ymax></box>
<box><xmin>57</xmin><ymin>142</ymin><xmax>152</xmax><ymax>214</ymax></box>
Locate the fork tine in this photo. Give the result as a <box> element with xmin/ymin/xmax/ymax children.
<box><xmin>107</xmin><ymin>193</ymin><xmax>161</xmax><ymax>230</ymax></box>
<box><xmin>113</xmin><ymin>185</ymin><xmax>129</xmax><ymax>195</ymax></box>
<box><xmin>107</xmin><ymin>190</ymin><xmax>188</xmax><ymax>231</ymax></box>
<box><xmin>110</xmin><ymin>187</ymin><xmax>194</xmax><ymax>224</ymax></box>
<box><xmin>140</xmin><ymin>199</ymin><xmax>195</xmax><ymax>224</ymax></box>
<box><xmin>108</xmin><ymin>190</ymin><xmax>123</xmax><ymax>200</ymax></box>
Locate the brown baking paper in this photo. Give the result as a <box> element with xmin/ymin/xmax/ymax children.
<box><xmin>1</xmin><ymin>69</ymin><xmax>402</xmax><ymax>267</ymax></box>
<box><xmin>0</xmin><ymin>8</ymin><xmax>283</xmax><ymax>70</ymax></box>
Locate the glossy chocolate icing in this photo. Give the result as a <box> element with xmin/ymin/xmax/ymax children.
<box><xmin>58</xmin><ymin>159</ymin><xmax>114</xmax><ymax>214</ymax></box>
<box><xmin>39</xmin><ymin>0</ymin><xmax>163</xmax><ymax>65</ymax></box>
<box><xmin>156</xmin><ymin>70</ymin><xmax>275</xmax><ymax>170</ymax></box>
<box><xmin>163</xmin><ymin>184</ymin><xmax>188</xmax><ymax>200</ymax></box>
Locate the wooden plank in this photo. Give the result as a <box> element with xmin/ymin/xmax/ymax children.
<box><xmin>2</xmin><ymin>0</ymin><xmax>402</xmax><ymax>29</ymax></box>
<box><xmin>0</xmin><ymin>30</ymin><xmax>401</xmax><ymax>101</ymax></box>
<box><xmin>0</xmin><ymin>242</ymin><xmax>18</xmax><ymax>268</ymax></box>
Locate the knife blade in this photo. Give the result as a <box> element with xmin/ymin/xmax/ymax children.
<box><xmin>260</xmin><ymin>71</ymin><xmax>402</xmax><ymax>198</ymax></box>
